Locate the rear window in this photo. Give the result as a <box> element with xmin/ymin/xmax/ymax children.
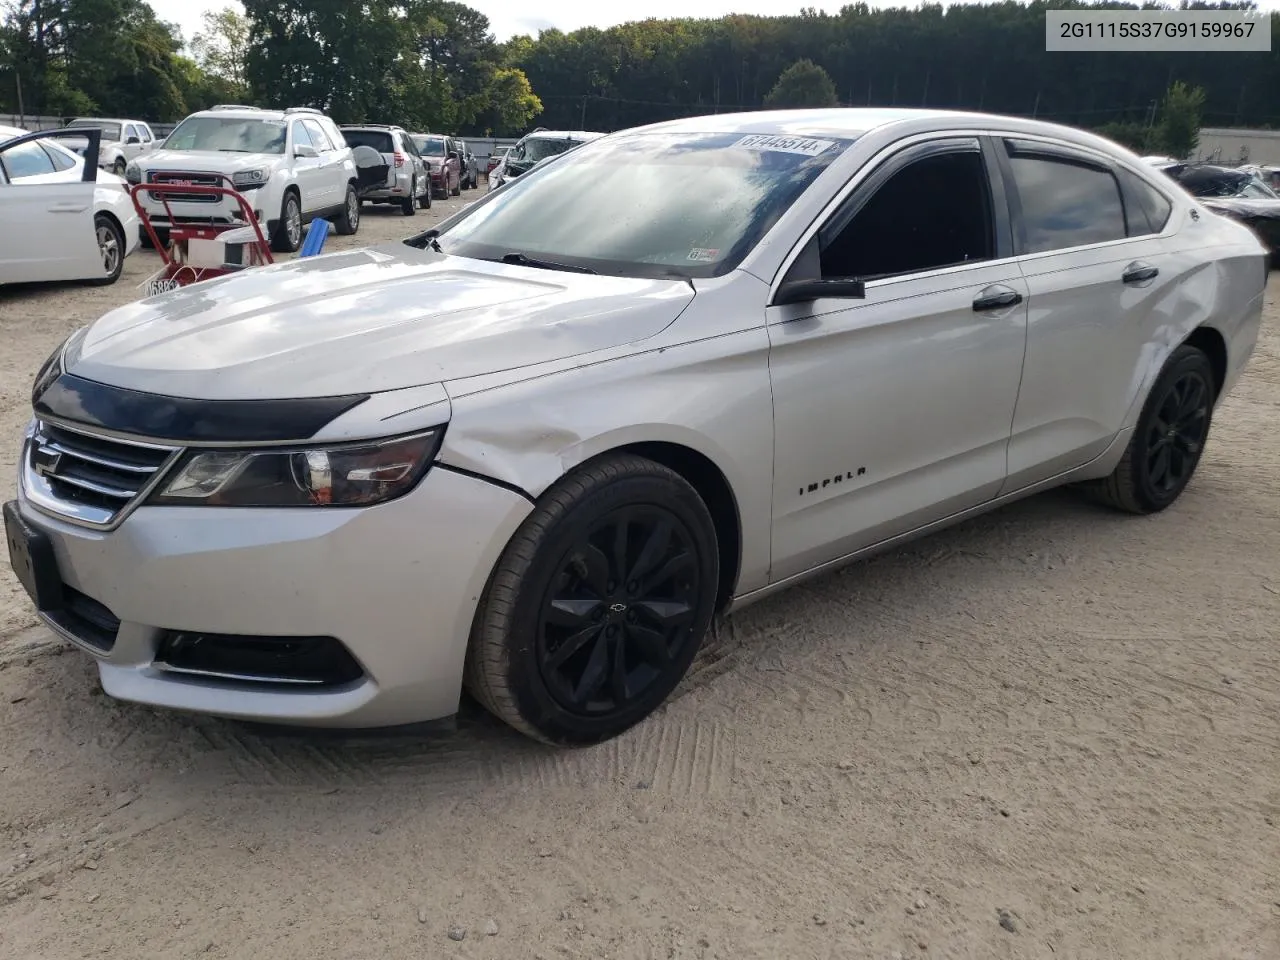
<box><xmin>341</xmin><ymin>129</ymin><xmax>394</xmax><ymax>154</ymax></box>
<box><xmin>413</xmin><ymin>136</ymin><xmax>446</xmax><ymax>157</ymax></box>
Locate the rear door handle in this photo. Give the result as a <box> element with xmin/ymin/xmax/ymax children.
<box><xmin>1122</xmin><ymin>262</ymin><xmax>1159</xmax><ymax>284</ymax></box>
<box><xmin>973</xmin><ymin>286</ymin><xmax>1023</xmax><ymax>312</ymax></box>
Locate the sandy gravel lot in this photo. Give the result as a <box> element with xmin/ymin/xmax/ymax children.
<box><xmin>1</xmin><ymin>201</ymin><xmax>1278</xmax><ymax>960</ymax></box>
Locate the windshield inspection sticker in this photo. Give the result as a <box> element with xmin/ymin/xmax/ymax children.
<box><xmin>735</xmin><ymin>135</ymin><xmax>835</xmax><ymax>157</ymax></box>
<box><xmin>688</xmin><ymin>248</ymin><xmax>719</xmax><ymax>262</ymax></box>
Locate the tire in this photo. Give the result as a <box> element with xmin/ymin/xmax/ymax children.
<box><xmin>334</xmin><ymin>183</ymin><xmax>360</xmax><ymax>235</ymax></box>
<box><xmin>1083</xmin><ymin>344</ymin><xmax>1216</xmax><ymax>514</ymax></box>
<box><xmin>418</xmin><ymin>188</ymin><xmax>431</xmax><ymax>210</ymax></box>
<box><xmin>450</xmin><ymin>175</ymin><xmax>461</xmax><ymax>197</ymax></box>
<box><xmin>401</xmin><ymin>179</ymin><xmax>417</xmax><ymax>216</ymax></box>
<box><xmin>270</xmin><ymin>191</ymin><xmax>303</xmax><ymax>253</ymax></box>
<box><xmin>84</xmin><ymin>214</ymin><xmax>124</xmax><ymax>287</ymax></box>
<box><xmin>465</xmin><ymin>453</ymin><xmax>719</xmax><ymax>746</ymax></box>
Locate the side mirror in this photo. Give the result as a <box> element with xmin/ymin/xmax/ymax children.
<box><xmin>775</xmin><ymin>278</ymin><xmax>866</xmax><ymax>305</ymax></box>
<box><xmin>448</xmin><ymin>151</ymin><xmax>459</xmax><ymax>161</ymax></box>
<box><xmin>295</xmin><ymin>144</ymin><xmax>319</xmax><ymax>158</ymax></box>
<box><xmin>126</xmin><ymin>136</ymin><xmax>140</xmax><ymax>145</ymax></box>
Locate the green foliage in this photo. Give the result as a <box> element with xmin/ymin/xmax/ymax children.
<box><xmin>190</xmin><ymin>6</ymin><xmax>248</xmax><ymax>92</ymax></box>
<box><xmin>1094</xmin><ymin>120</ymin><xmax>1155</xmax><ymax>154</ymax></box>
<box><xmin>1155</xmin><ymin>80</ymin><xmax>1206</xmax><ymax>159</ymax></box>
<box><xmin>763</xmin><ymin>59</ymin><xmax>838</xmax><ymax>109</ymax></box>
<box><xmin>505</xmin><ymin>6</ymin><xmax>1280</xmax><ymax>134</ymax></box>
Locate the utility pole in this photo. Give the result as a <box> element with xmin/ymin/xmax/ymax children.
<box><xmin>580</xmin><ymin>96</ymin><xmax>587</xmax><ymax>129</ymax></box>
<box><xmin>15</xmin><ymin>72</ymin><xmax>24</xmax><ymax>125</ymax></box>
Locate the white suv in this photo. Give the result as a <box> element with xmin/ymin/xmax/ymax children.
<box><xmin>126</xmin><ymin>106</ymin><xmax>361</xmax><ymax>252</ymax></box>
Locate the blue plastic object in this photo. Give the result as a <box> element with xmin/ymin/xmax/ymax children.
<box><xmin>299</xmin><ymin>218</ymin><xmax>331</xmax><ymax>258</ymax></box>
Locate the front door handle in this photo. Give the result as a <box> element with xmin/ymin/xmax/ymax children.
<box><xmin>973</xmin><ymin>286</ymin><xmax>1023</xmax><ymax>312</ymax></box>
<box><xmin>47</xmin><ymin>203</ymin><xmax>89</xmax><ymax>214</ymax></box>
<box><xmin>1122</xmin><ymin>262</ymin><xmax>1159</xmax><ymax>284</ymax></box>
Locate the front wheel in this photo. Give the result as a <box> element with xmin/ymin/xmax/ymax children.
<box><xmin>464</xmin><ymin>453</ymin><xmax>719</xmax><ymax>745</ymax></box>
<box><xmin>401</xmin><ymin>179</ymin><xmax>417</xmax><ymax>216</ymax></box>
<box><xmin>450</xmin><ymin>174</ymin><xmax>461</xmax><ymax>197</ymax></box>
<box><xmin>334</xmin><ymin>183</ymin><xmax>360</xmax><ymax>235</ymax></box>
<box><xmin>84</xmin><ymin>214</ymin><xmax>124</xmax><ymax>286</ymax></box>
<box><xmin>270</xmin><ymin>191</ymin><xmax>303</xmax><ymax>253</ymax></box>
<box><xmin>1082</xmin><ymin>344</ymin><xmax>1216</xmax><ymax>514</ymax></box>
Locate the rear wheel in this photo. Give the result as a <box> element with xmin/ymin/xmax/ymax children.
<box><xmin>1083</xmin><ymin>344</ymin><xmax>1216</xmax><ymax>514</ymax></box>
<box><xmin>334</xmin><ymin>183</ymin><xmax>360</xmax><ymax>235</ymax></box>
<box><xmin>84</xmin><ymin>214</ymin><xmax>124</xmax><ymax>287</ymax></box>
<box><xmin>270</xmin><ymin>191</ymin><xmax>302</xmax><ymax>253</ymax></box>
<box><xmin>464</xmin><ymin>453</ymin><xmax>719</xmax><ymax>745</ymax></box>
<box><xmin>400</xmin><ymin>178</ymin><xmax>417</xmax><ymax>216</ymax></box>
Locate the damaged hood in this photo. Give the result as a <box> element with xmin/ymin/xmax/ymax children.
<box><xmin>64</xmin><ymin>244</ymin><xmax>695</xmax><ymax>400</ymax></box>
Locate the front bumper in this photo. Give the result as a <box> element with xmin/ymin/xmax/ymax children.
<box><xmin>11</xmin><ymin>463</ymin><xmax>531</xmax><ymax>727</ymax></box>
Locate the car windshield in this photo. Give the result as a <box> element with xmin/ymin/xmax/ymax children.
<box><xmin>342</xmin><ymin>129</ymin><xmax>395</xmax><ymax>154</ymax></box>
<box><xmin>1240</xmin><ymin>178</ymin><xmax>1279</xmax><ymax>200</ymax></box>
<box><xmin>434</xmin><ymin>131</ymin><xmax>854</xmax><ymax>279</ymax></box>
<box><xmin>67</xmin><ymin>120</ymin><xmax>122</xmax><ymax>141</ymax></box>
<box><xmin>414</xmin><ymin>136</ymin><xmax>446</xmax><ymax>157</ymax></box>
<box><xmin>164</xmin><ymin>116</ymin><xmax>287</xmax><ymax>154</ymax></box>
<box><xmin>514</xmin><ymin>137</ymin><xmax>576</xmax><ymax>164</ymax></box>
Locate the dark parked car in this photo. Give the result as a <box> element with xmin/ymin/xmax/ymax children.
<box><xmin>487</xmin><ymin>129</ymin><xmax>605</xmax><ymax>192</ymax></box>
<box><xmin>1161</xmin><ymin>163</ymin><xmax>1280</xmax><ymax>256</ymax></box>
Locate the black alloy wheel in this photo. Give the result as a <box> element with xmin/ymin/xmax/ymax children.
<box><xmin>1084</xmin><ymin>344</ymin><xmax>1216</xmax><ymax>514</ymax></box>
<box><xmin>537</xmin><ymin>505</ymin><xmax>701</xmax><ymax>716</ymax></box>
<box><xmin>464</xmin><ymin>453</ymin><xmax>719</xmax><ymax>745</ymax></box>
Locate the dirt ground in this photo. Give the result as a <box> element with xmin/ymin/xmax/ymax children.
<box><xmin>1</xmin><ymin>199</ymin><xmax>1278</xmax><ymax>960</ymax></box>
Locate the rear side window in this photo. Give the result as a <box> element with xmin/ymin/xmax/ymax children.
<box><xmin>1117</xmin><ymin>168</ymin><xmax>1173</xmax><ymax>236</ymax></box>
<box><xmin>41</xmin><ymin>143</ymin><xmax>78</xmax><ymax>171</ymax></box>
<box><xmin>342</xmin><ymin>130</ymin><xmax>394</xmax><ymax>153</ymax></box>
<box><xmin>1007</xmin><ymin>152</ymin><xmax>1126</xmax><ymax>253</ymax></box>
<box><xmin>1</xmin><ymin>140</ymin><xmax>56</xmax><ymax>179</ymax></box>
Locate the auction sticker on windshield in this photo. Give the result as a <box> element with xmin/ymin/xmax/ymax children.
<box><xmin>735</xmin><ymin>135</ymin><xmax>835</xmax><ymax>156</ymax></box>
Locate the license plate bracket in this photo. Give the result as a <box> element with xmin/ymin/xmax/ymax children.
<box><xmin>3</xmin><ymin>501</ymin><xmax>64</xmax><ymax>612</ymax></box>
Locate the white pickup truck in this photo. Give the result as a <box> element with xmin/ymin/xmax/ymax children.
<box><xmin>62</xmin><ymin>118</ymin><xmax>160</xmax><ymax>176</ymax></box>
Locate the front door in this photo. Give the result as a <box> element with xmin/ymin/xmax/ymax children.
<box><xmin>767</xmin><ymin>136</ymin><xmax>1029</xmax><ymax>582</ymax></box>
<box><xmin>0</xmin><ymin>133</ymin><xmax>101</xmax><ymax>284</ymax></box>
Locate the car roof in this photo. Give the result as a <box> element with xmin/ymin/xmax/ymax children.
<box><xmin>69</xmin><ymin>117</ymin><xmax>136</xmax><ymax>124</ymax></box>
<box><xmin>0</xmin><ymin>124</ymin><xmax>29</xmax><ymax>139</ymax></box>
<box><xmin>191</xmin><ymin>108</ymin><xmax>289</xmax><ymax>120</ymax></box>
<box><xmin>522</xmin><ymin>130</ymin><xmax>605</xmax><ymax>142</ymax></box>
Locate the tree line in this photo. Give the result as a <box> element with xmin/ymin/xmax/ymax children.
<box><xmin>1</xmin><ymin>0</ymin><xmax>1276</xmax><ymax>153</ymax></box>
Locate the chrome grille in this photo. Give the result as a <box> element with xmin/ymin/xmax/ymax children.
<box><xmin>23</xmin><ymin>421</ymin><xmax>180</xmax><ymax>527</ymax></box>
<box><xmin>148</xmin><ymin>170</ymin><xmax>224</xmax><ymax>203</ymax></box>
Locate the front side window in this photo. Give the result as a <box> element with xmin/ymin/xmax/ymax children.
<box><xmin>303</xmin><ymin>120</ymin><xmax>333</xmax><ymax>152</ymax></box>
<box><xmin>166</xmin><ymin>116</ymin><xmax>287</xmax><ymax>155</ymax></box>
<box><xmin>0</xmin><ymin>140</ymin><xmax>56</xmax><ymax>179</ymax></box>
<box><xmin>1007</xmin><ymin>152</ymin><xmax>1126</xmax><ymax>253</ymax></box>
<box><xmin>291</xmin><ymin>122</ymin><xmax>313</xmax><ymax>151</ymax></box>
<box><xmin>819</xmin><ymin>149</ymin><xmax>994</xmax><ymax>280</ymax></box>
<box><xmin>125</xmin><ymin>125</ymin><xmax>140</xmax><ymax>142</ymax></box>
<box><xmin>434</xmin><ymin>131</ymin><xmax>853</xmax><ymax>279</ymax></box>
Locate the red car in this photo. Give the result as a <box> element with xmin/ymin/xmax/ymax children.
<box><xmin>410</xmin><ymin>133</ymin><xmax>459</xmax><ymax>199</ymax></box>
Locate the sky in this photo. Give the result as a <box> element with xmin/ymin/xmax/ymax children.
<box><xmin>151</xmin><ymin>0</ymin><xmax>1280</xmax><ymax>47</ymax></box>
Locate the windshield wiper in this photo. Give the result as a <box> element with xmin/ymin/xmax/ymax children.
<box><xmin>405</xmin><ymin>229</ymin><xmax>443</xmax><ymax>253</ymax></box>
<box><xmin>499</xmin><ymin>252</ymin><xmax>596</xmax><ymax>274</ymax></box>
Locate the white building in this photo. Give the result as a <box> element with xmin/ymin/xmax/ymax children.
<box><xmin>1196</xmin><ymin>128</ymin><xmax>1280</xmax><ymax>166</ymax></box>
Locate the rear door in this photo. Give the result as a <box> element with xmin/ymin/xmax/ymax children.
<box><xmin>997</xmin><ymin>137</ymin><xmax>1181</xmax><ymax>490</ymax></box>
<box><xmin>0</xmin><ymin>131</ymin><xmax>102</xmax><ymax>284</ymax></box>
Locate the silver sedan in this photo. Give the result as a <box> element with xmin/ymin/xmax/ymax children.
<box><xmin>6</xmin><ymin>109</ymin><xmax>1268</xmax><ymax>745</ymax></box>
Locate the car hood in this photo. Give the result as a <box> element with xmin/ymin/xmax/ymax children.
<box><xmin>66</xmin><ymin>244</ymin><xmax>695</xmax><ymax>400</ymax></box>
<box><xmin>137</xmin><ymin>150</ymin><xmax>280</xmax><ymax>173</ymax></box>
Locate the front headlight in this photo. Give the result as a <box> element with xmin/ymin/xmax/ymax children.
<box><xmin>31</xmin><ymin>326</ymin><xmax>87</xmax><ymax>403</ymax></box>
<box><xmin>149</xmin><ymin>429</ymin><xmax>445</xmax><ymax>508</ymax></box>
<box><xmin>124</xmin><ymin>162</ymin><xmax>141</xmax><ymax>184</ymax></box>
<box><xmin>232</xmin><ymin>168</ymin><xmax>269</xmax><ymax>190</ymax></box>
